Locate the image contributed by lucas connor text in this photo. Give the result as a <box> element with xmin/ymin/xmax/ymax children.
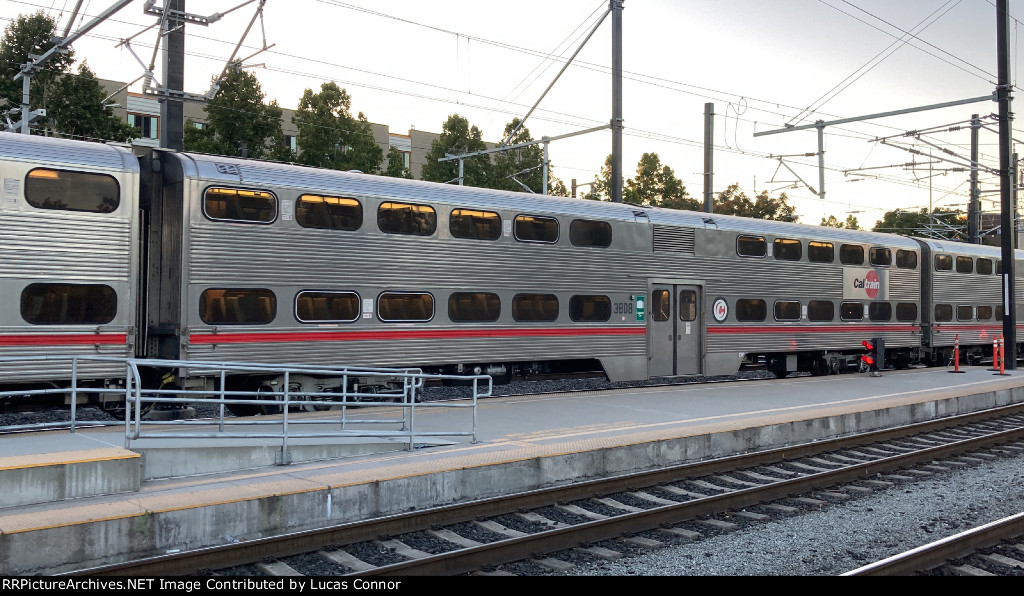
<box><xmin>2</xmin><ymin>578</ymin><xmax>406</xmax><ymax>593</ymax></box>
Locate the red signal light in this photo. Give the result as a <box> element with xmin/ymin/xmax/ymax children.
<box><xmin>861</xmin><ymin>340</ymin><xmax>874</xmax><ymax>351</ymax></box>
<box><xmin>861</xmin><ymin>355</ymin><xmax>875</xmax><ymax>366</ymax></box>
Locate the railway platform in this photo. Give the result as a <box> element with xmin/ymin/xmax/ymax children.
<box><xmin>2</xmin><ymin>366</ymin><xmax>1024</xmax><ymax>575</ymax></box>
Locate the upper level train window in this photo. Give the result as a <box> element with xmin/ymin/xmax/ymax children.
<box><xmin>934</xmin><ymin>304</ymin><xmax>953</xmax><ymax>322</ymax></box>
<box><xmin>840</xmin><ymin>302</ymin><xmax>864</xmax><ymax>321</ymax></box>
<box><xmin>651</xmin><ymin>290</ymin><xmax>670</xmax><ymax>322</ymax></box>
<box><xmin>200</xmin><ymin>288</ymin><xmax>276</xmax><ymax>325</ymax></box>
<box><xmin>378</xmin><ymin>292</ymin><xmax>434</xmax><ymax>322</ymax></box>
<box><xmin>378</xmin><ymin>202</ymin><xmax>436</xmax><ymax>236</ymax></box>
<box><xmin>773</xmin><ymin>238</ymin><xmax>801</xmax><ymax>261</ymax></box>
<box><xmin>21</xmin><ymin>283</ymin><xmax>116</xmax><ymax>325</ymax></box>
<box><xmin>935</xmin><ymin>254</ymin><xmax>953</xmax><ymax>271</ymax></box>
<box><xmin>737</xmin><ymin>235</ymin><xmax>766</xmax><ymax>257</ymax></box>
<box><xmin>570</xmin><ymin>219</ymin><xmax>612</xmax><ymax>248</ymax></box>
<box><xmin>957</xmin><ymin>305</ymin><xmax>973</xmax><ymax>321</ymax></box>
<box><xmin>869</xmin><ymin>247</ymin><xmax>892</xmax><ymax>267</ymax></box>
<box><xmin>448</xmin><ymin>292</ymin><xmax>501</xmax><ymax>323</ymax></box>
<box><xmin>514</xmin><ymin>215</ymin><xmax>559</xmax><ymax>243</ymax></box>
<box><xmin>450</xmin><ymin>209</ymin><xmax>501</xmax><ymax>240</ymax></box>
<box><xmin>808</xmin><ymin>241</ymin><xmax>834</xmax><ymax>263</ymax></box>
<box><xmin>774</xmin><ymin>300</ymin><xmax>800</xmax><ymax>322</ymax></box>
<box><xmin>807</xmin><ymin>300</ymin><xmax>834</xmax><ymax>322</ymax></box>
<box><xmin>679</xmin><ymin>290</ymin><xmax>697</xmax><ymax>322</ymax></box>
<box><xmin>977</xmin><ymin>258</ymin><xmax>994</xmax><ymax>275</ymax></box>
<box><xmin>204</xmin><ymin>187</ymin><xmax>276</xmax><ymax>223</ymax></box>
<box><xmin>569</xmin><ymin>295</ymin><xmax>611</xmax><ymax>322</ymax></box>
<box><xmin>735</xmin><ymin>299</ymin><xmax>767</xmax><ymax>322</ymax></box>
<box><xmin>295</xmin><ymin>291</ymin><xmax>359</xmax><ymax>323</ymax></box>
<box><xmin>956</xmin><ymin>256</ymin><xmax>973</xmax><ymax>274</ymax></box>
<box><xmin>896</xmin><ymin>250</ymin><xmax>918</xmax><ymax>269</ymax></box>
<box><xmin>25</xmin><ymin>168</ymin><xmax>119</xmax><ymax>213</ymax></box>
<box><xmin>512</xmin><ymin>293</ymin><xmax>558</xmax><ymax>322</ymax></box>
<box><xmin>869</xmin><ymin>302</ymin><xmax>892</xmax><ymax>322</ymax></box>
<box><xmin>996</xmin><ymin>260</ymin><xmax>1002</xmax><ymax>274</ymax></box>
<box><xmin>295</xmin><ymin>195</ymin><xmax>362</xmax><ymax>231</ymax></box>
<box><xmin>839</xmin><ymin>244</ymin><xmax>864</xmax><ymax>265</ymax></box>
<box><xmin>896</xmin><ymin>303</ymin><xmax>918</xmax><ymax>322</ymax></box>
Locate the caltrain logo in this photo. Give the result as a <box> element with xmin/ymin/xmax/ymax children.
<box><xmin>852</xmin><ymin>270</ymin><xmax>881</xmax><ymax>300</ymax></box>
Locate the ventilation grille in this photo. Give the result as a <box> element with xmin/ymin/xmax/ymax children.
<box><xmin>653</xmin><ymin>225</ymin><xmax>695</xmax><ymax>254</ymax></box>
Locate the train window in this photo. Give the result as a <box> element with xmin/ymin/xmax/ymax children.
<box><xmin>997</xmin><ymin>305</ymin><xmax>1004</xmax><ymax>320</ymax></box>
<box><xmin>448</xmin><ymin>292</ymin><xmax>501</xmax><ymax>323</ymax></box>
<box><xmin>869</xmin><ymin>248</ymin><xmax>892</xmax><ymax>267</ymax></box>
<box><xmin>200</xmin><ymin>288</ymin><xmax>276</xmax><ymax>325</ymax></box>
<box><xmin>21</xmin><ymin>283</ymin><xmax>116</xmax><ymax>325</ymax></box>
<box><xmin>773</xmin><ymin>238</ymin><xmax>801</xmax><ymax>261</ymax></box>
<box><xmin>977</xmin><ymin>306</ymin><xmax>993</xmax><ymax>320</ymax></box>
<box><xmin>679</xmin><ymin>290</ymin><xmax>697</xmax><ymax>322</ymax></box>
<box><xmin>868</xmin><ymin>302</ymin><xmax>892</xmax><ymax>322</ymax></box>
<box><xmin>25</xmin><ymin>168</ymin><xmax>120</xmax><ymax>213</ymax></box>
<box><xmin>839</xmin><ymin>244</ymin><xmax>864</xmax><ymax>265</ymax></box>
<box><xmin>955</xmin><ymin>256</ymin><xmax>973</xmax><ymax>274</ymax></box>
<box><xmin>895</xmin><ymin>303</ymin><xmax>918</xmax><ymax>322</ymax></box>
<box><xmin>570</xmin><ymin>295</ymin><xmax>611</xmax><ymax>322</ymax></box>
<box><xmin>977</xmin><ymin>258</ymin><xmax>993</xmax><ymax>275</ymax></box>
<box><xmin>934</xmin><ymin>304</ymin><xmax>953</xmax><ymax>322</ymax></box>
<box><xmin>651</xmin><ymin>290</ymin><xmax>670</xmax><ymax>322</ymax></box>
<box><xmin>935</xmin><ymin>254</ymin><xmax>953</xmax><ymax>271</ymax></box>
<box><xmin>295</xmin><ymin>195</ymin><xmax>362</xmax><ymax>231</ymax></box>
<box><xmin>736</xmin><ymin>235</ymin><xmax>766</xmax><ymax>257</ymax></box>
<box><xmin>896</xmin><ymin>250</ymin><xmax>918</xmax><ymax>269</ymax></box>
<box><xmin>204</xmin><ymin>187</ymin><xmax>276</xmax><ymax>223</ymax></box>
<box><xmin>996</xmin><ymin>260</ymin><xmax>1002</xmax><ymax>274</ymax></box>
<box><xmin>378</xmin><ymin>202</ymin><xmax>437</xmax><ymax>236</ymax></box>
<box><xmin>957</xmin><ymin>305</ymin><xmax>973</xmax><ymax>321</ymax></box>
<box><xmin>514</xmin><ymin>215</ymin><xmax>559</xmax><ymax>243</ymax></box>
<box><xmin>840</xmin><ymin>302</ymin><xmax>864</xmax><ymax>321</ymax></box>
<box><xmin>378</xmin><ymin>292</ymin><xmax>434</xmax><ymax>322</ymax></box>
<box><xmin>774</xmin><ymin>300</ymin><xmax>801</xmax><ymax>322</ymax></box>
<box><xmin>450</xmin><ymin>209</ymin><xmax>501</xmax><ymax>240</ymax></box>
<box><xmin>570</xmin><ymin>219</ymin><xmax>612</xmax><ymax>248</ymax></box>
<box><xmin>808</xmin><ymin>241</ymin><xmax>834</xmax><ymax>263</ymax></box>
<box><xmin>295</xmin><ymin>291</ymin><xmax>359</xmax><ymax>323</ymax></box>
<box><xmin>735</xmin><ymin>299</ymin><xmax>767</xmax><ymax>322</ymax></box>
<box><xmin>512</xmin><ymin>294</ymin><xmax>559</xmax><ymax>322</ymax></box>
<box><xmin>807</xmin><ymin>300</ymin><xmax>834</xmax><ymax>322</ymax></box>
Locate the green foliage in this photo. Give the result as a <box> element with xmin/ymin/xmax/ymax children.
<box><xmin>820</xmin><ymin>214</ymin><xmax>861</xmax><ymax>229</ymax></box>
<box><xmin>714</xmin><ymin>184</ymin><xmax>799</xmax><ymax>221</ymax></box>
<box><xmin>581</xmin><ymin>153</ymin><xmax>699</xmax><ymax>210</ymax></box>
<box><xmin>872</xmin><ymin>207</ymin><xmax>963</xmax><ymax>238</ymax></box>
<box><xmin>0</xmin><ymin>12</ymin><xmax>73</xmax><ymax>116</ymax></box>
<box><xmin>491</xmin><ymin>118</ymin><xmax>544</xmax><ymax>193</ymax></box>
<box><xmin>292</xmin><ymin>82</ymin><xmax>381</xmax><ymax>172</ymax></box>
<box><xmin>187</xmin><ymin>67</ymin><xmax>287</xmax><ymax>160</ymax></box>
<box><xmin>383</xmin><ymin>146</ymin><xmax>413</xmax><ymax>179</ymax></box>
<box><xmin>420</xmin><ymin>114</ymin><xmax>491</xmax><ymax>187</ymax></box>
<box><xmin>43</xmin><ymin>63</ymin><xmax>139</xmax><ymax>142</ymax></box>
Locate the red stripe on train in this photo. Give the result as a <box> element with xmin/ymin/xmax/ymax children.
<box><xmin>189</xmin><ymin>327</ymin><xmax>648</xmax><ymax>345</ymax></box>
<box><xmin>707</xmin><ymin>325</ymin><xmax>919</xmax><ymax>334</ymax></box>
<box><xmin>0</xmin><ymin>334</ymin><xmax>128</xmax><ymax>346</ymax></box>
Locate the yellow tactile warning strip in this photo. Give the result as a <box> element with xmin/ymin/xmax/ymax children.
<box><xmin>0</xmin><ymin>447</ymin><xmax>139</xmax><ymax>471</ymax></box>
<box><xmin>1</xmin><ymin>373</ymin><xmax>1022</xmax><ymax>535</ymax></box>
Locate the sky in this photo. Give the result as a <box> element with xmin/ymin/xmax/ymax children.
<box><xmin>2</xmin><ymin>0</ymin><xmax>1023</xmax><ymax>230</ymax></box>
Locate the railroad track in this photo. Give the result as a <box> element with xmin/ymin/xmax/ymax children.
<box><xmin>64</xmin><ymin>402</ymin><xmax>1024</xmax><ymax>577</ymax></box>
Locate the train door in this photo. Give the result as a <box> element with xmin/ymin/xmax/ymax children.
<box><xmin>649</xmin><ymin>283</ymin><xmax>703</xmax><ymax>376</ymax></box>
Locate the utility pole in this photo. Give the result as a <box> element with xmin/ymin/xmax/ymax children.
<box><xmin>162</xmin><ymin>0</ymin><xmax>186</xmax><ymax>151</ymax></box>
<box><xmin>610</xmin><ymin>0</ymin><xmax>623</xmax><ymax>203</ymax></box>
<box><xmin>997</xmin><ymin>0</ymin><xmax>1016</xmax><ymax>368</ymax></box>
<box><xmin>704</xmin><ymin>102</ymin><xmax>714</xmax><ymax>212</ymax></box>
<box><xmin>969</xmin><ymin>114</ymin><xmax>981</xmax><ymax>244</ymax></box>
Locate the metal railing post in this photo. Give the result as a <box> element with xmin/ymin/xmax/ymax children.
<box><xmin>70</xmin><ymin>357</ymin><xmax>79</xmax><ymax>433</ymax></box>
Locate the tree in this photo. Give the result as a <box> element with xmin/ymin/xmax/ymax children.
<box><xmin>582</xmin><ymin>153</ymin><xmax>700</xmax><ymax>210</ymax></box>
<box><xmin>491</xmin><ymin>118</ymin><xmax>544</xmax><ymax>193</ymax></box>
<box><xmin>185</xmin><ymin>67</ymin><xmax>287</xmax><ymax>160</ymax></box>
<box><xmin>714</xmin><ymin>184</ymin><xmax>798</xmax><ymax>221</ymax></box>
<box><xmin>821</xmin><ymin>214</ymin><xmax>861</xmax><ymax>229</ymax></box>
<box><xmin>0</xmin><ymin>12</ymin><xmax>74</xmax><ymax>121</ymax></box>
<box><xmin>383</xmin><ymin>146</ymin><xmax>413</xmax><ymax>179</ymax></box>
<box><xmin>43</xmin><ymin>63</ymin><xmax>138</xmax><ymax>142</ymax></box>
<box><xmin>421</xmin><ymin>114</ymin><xmax>492</xmax><ymax>187</ymax></box>
<box><xmin>292</xmin><ymin>82</ymin><xmax>382</xmax><ymax>172</ymax></box>
<box><xmin>872</xmin><ymin>207</ymin><xmax>963</xmax><ymax>238</ymax></box>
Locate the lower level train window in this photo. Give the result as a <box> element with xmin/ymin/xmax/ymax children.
<box><xmin>200</xmin><ymin>289</ymin><xmax>276</xmax><ymax>324</ymax></box>
<box><xmin>896</xmin><ymin>303</ymin><xmax>918</xmax><ymax>322</ymax></box>
<box><xmin>840</xmin><ymin>302</ymin><xmax>864</xmax><ymax>321</ymax></box>
<box><xmin>957</xmin><ymin>305</ymin><xmax>973</xmax><ymax>321</ymax></box>
<box><xmin>774</xmin><ymin>300</ymin><xmax>800</xmax><ymax>322</ymax></box>
<box><xmin>25</xmin><ymin>168</ymin><xmax>120</xmax><ymax>213</ymax></box>
<box><xmin>448</xmin><ymin>292</ymin><xmax>500</xmax><ymax>322</ymax></box>
<box><xmin>868</xmin><ymin>302</ymin><xmax>892</xmax><ymax>322</ymax></box>
<box><xmin>934</xmin><ymin>304</ymin><xmax>953</xmax><ymax>322</ymax></box>
<box><xmin>569</xmin><ymin>295</ymin><xmax>611</xmax><ymax>322</ymax></box>
<box><xmin>295</xmin><ymin>291</ymin><xmax>359</xmax><ymax>323</ymax></box>
<box><xmin>807</xmin><ymin>300</ymin><xmax>834</xmax><ymax>322</ymax></box>
<box><xmin>21</xmin><ymin>283</ymin><xmax>116</xmax><ymax>325</ymax></box>
<box><xmin>977</xmin><ymin>306</ymin><xmax>993</xmax><ymax>320</ymax></box>
<box><xmin>735</xmin><ymin>299</ymin><xmax>766</xmax><ymax>322</ymax></box>
<box><xmin>512</xmin><ymin>294</ymin><xmax>558</xmax><ymax>321</ymax></box>
<box><xmin>378</xmin><ymin>292</ymin><xmax>434</xmax><ymax>322</ymax></box>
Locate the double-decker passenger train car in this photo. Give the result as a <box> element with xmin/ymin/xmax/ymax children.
<box><xmin>0</xmin><ymin>132</ymin><xmax>1020</xmax><ymax>413</ymax></box>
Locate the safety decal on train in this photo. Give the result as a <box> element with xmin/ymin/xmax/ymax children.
<box><xmin>844</xmin><ymin>268</ymin><xmax>888</xmax><ymax>300</ymax></box>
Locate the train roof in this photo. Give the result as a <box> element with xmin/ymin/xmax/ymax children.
<box><xmin>0</xmin><ymin>132</ymin><xmax>137</xmax><ymax>172</ymax></box>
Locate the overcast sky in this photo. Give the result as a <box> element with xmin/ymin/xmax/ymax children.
<box><xmin>2</xmin><ymin>0</ymin><xmax>1023</xmax><ymax>228</ymax></box>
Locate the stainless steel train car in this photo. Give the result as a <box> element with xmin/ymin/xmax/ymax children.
<box><xmin>0</xmin><ymin>132</ymin><xmax>1021</xmax><ymax>413</ymax></box>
